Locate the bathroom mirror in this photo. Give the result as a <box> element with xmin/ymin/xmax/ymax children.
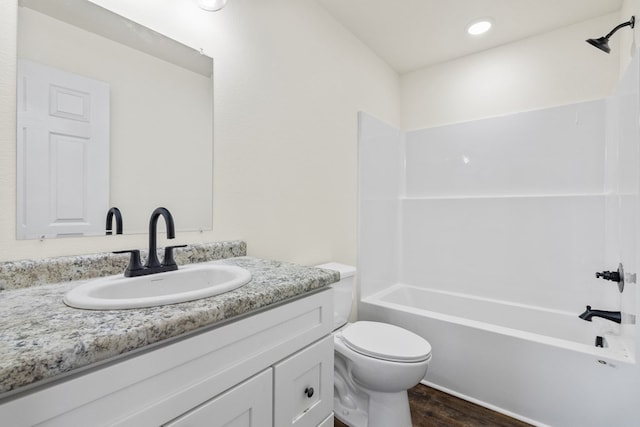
<box><xmin>16</xmin><ymin>0</ymin><xmax>213</xmax><ymax>239</ymax></box>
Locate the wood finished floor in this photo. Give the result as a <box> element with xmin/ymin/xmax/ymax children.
<box><xmin>334</xmin><ymin>384</ymin><xmax>532</xmax><ymax>427</ymax></box>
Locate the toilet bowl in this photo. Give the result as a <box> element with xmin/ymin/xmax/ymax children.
<box><xmin>333</xmin><ymin>321</ymin><xmax>431</xmax><ymax>427</ymax></box>
<box><xmin>316</xmin><ymin>263</ymin><xmax>432</xmax><ymax>427</ymax></box>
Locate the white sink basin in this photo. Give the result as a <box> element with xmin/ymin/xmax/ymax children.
<box><xmin>64</xmin><ymin>264</ymin><xmax>252</xmax><ymax>310</ymax></box>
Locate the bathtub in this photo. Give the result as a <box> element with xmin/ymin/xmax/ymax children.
<box><xmin>359</xmin><ymin>284</ymin><xmax>637</xmax><ymax>427</ymax></box>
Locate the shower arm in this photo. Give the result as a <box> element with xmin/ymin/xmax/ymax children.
<box><xmin>604</xmin><ymin>16</ymin><xmax>635</xmax><ymax>40</ymax></box>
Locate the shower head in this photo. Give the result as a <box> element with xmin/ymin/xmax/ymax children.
<box><xmin>586</xmin><ymin>36</ymin><xmax>612</xmax><ymax>54</ymax></box>
<box><xmin>586</xmin><ymin>16</ymin><xmax>635</xmax><ymax>54</ymax></box>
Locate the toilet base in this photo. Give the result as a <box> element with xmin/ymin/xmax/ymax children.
<box><xmin>333</xmin><ymin>389</ymin><xmax>412</xmax><ymax>427</ymax></box>
<box><xmin>368</xmin><ymin>389</ymin><xmax>412</xmax><ymax>427</ymax></box>
<box><xmin>333</xmin><ymin>393</ymin><xmax>367</xmax><ymax>427</ymax></box>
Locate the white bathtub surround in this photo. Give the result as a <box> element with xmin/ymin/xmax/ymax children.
<box><xmin>357</xmin><ymin>113</ymin><xmax>404</xmax><ymax>300</ymax></box>
<box><xmin>357</xmin><ymin>53</ymin><xmax>640</xmax><ymax>426</ymax></box>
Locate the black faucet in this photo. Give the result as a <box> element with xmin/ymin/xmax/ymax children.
<box><xmin>113</xmin><ymin>207</ymin><xmax>186</xmax><ymax>277</ymax></box>
<box><xmin>579</xmin><ymin>305</ymin><xmax>621</xmax><ymax>324</ymax></box>
<box><xmin>146</xmin><ymin>207</ymin><xmax>175</xmax><ymax>269</ymax></box>
<box><xmin>106</xmin><ymin>207</ymin><xmax>123</xmax><ymax>235</ymax></box>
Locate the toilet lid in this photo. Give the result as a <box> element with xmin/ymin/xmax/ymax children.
<box><xmin>340</xmin><ymin>321</ymin><xmax>432</xmax><ymax>363</ymax></box>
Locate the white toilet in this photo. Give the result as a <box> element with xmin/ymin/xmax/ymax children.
<box><xmin>317</xmin><ymin>263</ymin><xmax>432</xmax><ymax>427</ymax></box>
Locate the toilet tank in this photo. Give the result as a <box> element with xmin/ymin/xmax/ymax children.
<box><xmin>316</xmin><ymin>263</ymin><xmax>356</xmax><ymax>330</ymax></box>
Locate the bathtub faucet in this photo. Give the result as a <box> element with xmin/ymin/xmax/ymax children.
<box><xmin>579</xmin><ymin>305</ymin><xmax>621</xmax><ymax>324</ymax></box>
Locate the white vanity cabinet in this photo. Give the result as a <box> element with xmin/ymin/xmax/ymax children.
<box><xmin>273</xmin><ymin>336</ymin><xmax>334</xmax><ymax>427</ymax></box>
<box><xmin>164</xmin><ymin>369</ymin><xmax>273</xmax><ymax>427</ymax></box>
<box><xmin>0</xmin><ymin>289</ymin><xmax>334</xmax><ymax>427</ymax></box>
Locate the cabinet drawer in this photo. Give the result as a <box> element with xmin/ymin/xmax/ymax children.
<box><xmin>317</xmin><ymin>413</ymin><xmax>334</xmax><ymax>427</ymax></box>
<box><xmin>164</xmin><ymin>369</ymin><xmax>272</xmax><ymax>427</ymax></box>
<box><xmin>273</xmin><ymin>335</ymin><xmax>334</xmax><ymax>427</ymax></box>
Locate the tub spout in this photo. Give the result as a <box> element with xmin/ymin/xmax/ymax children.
<box><xmin>579</xmin><ymin>305</ymin><xmax>621</xmax><ymax>324</ymax></box>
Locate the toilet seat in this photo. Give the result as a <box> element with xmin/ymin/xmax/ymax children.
<box><xmin>338</xmin><ymin>321</ymin><xmax>432</xmax><ymax>363</ymax></box>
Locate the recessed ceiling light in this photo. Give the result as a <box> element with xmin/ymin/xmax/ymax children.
<box><xmin>466</xmin><ymin>19</ymin><xmax>493</xmax><ymax>36</ymax></box>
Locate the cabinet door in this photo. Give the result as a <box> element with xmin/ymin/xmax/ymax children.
<box><xmin>164</xmin><ymin>369</ymin><xmax>272</xmax><ymax>427</ymax></box>
<box><xmin>273</xmin><ymin>336</ymin><xmax>334</xmax><ymax>427</ymax></box>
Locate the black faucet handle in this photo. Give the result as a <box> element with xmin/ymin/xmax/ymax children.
<box><xmin>113</xmin><ymin>250</ymin><xmax>144</xmax><ymax>276</ymax></box>
<box><xmin>162</xmin><ymin>245</ymin><xmax>188</xmax><ymax>267</ymax></box>
<box><xmin>595</xmin><ymin>270</ymin><xmax>621</xmax><ymax>282</ymax></box>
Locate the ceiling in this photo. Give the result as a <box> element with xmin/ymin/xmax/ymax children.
<box><xmin>315</xmin><ymin>0</ymin><xmax>624</xmax><ymax>74</ymax></box>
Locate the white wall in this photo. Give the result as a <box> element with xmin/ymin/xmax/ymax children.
<box><xmin>620</xmin><ymin>0</ymin><xmax>640</xmax><ymax>73</ymax></box>
<box><xmin>0</xmin><ymin>2</ymin><xmax>17</xmax><ymax>260</ymax></box>
<box><xmin>0</xmin><ymin>0</ymin><xmax>400</xmax><ymax>265</ymax></box>
<box><xmin>1</xmin><ymin>0</ymin><xmax>634</xmax><ymax>268</ymax></box>
<box><xmin>401</xmin><ymin>13</ymin><xmax>622</xmax><ymax>130</ymax></box>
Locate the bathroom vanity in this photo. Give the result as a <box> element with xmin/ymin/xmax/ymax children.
<box><xmin>0</xmin><ymin>246</ymin><xmax>337</xmax><ymax>427</ymax></box>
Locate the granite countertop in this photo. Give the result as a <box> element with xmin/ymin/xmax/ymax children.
<box><xmin>0</xmin><ymin>256</ymin><xmax>339</xmax><ymax>396</ymax></box>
